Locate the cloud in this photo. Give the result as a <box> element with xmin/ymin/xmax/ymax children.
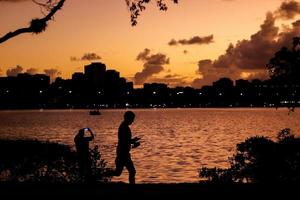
<box><xmin>26</xmin><ymin>68</ymin><xmax>39</xmax><ymax>75</ymax></box>
<box><xmin>275</xmin><ymin>0</ymin><xmax>300</xmax><ymax>19</ymax></box>
<box><xmin>44</xmin><ymin>68</ymin><xmax>61</xmax><ymax>82</ymax></box>
<box><xmin>145</xmin><ymin>73</ymin><xmax>188</xmax><ymax>87</ymax></box>
<box><xmin>292</xmin><ymin>19</ymin><xmax>300</xmax><ymax>26</ymax></box>
<box><xmin>71</xmin><ymin>53</ymin><xmax>101</xmax><ymax>61</ymax></box>
<box><xmin>183</xmin><ymin>50</ymin><xmax>188</xmax><ymax>54</ymax></box>
<box><xmin>81</xmin><ymin>53</ymin><xmax>101</xmax><ymax>61</ymax></box>
<box><xmin>134</xmin><ymin>49</ymin><xmax>170</xmax><ymax>85</ymax></box>
<box><xmin>192</xmin><ymin>4</ymin><xmax>300</xmax><ymax>88</ymax></box>
<box><xmin>6</xmin><ymin>65</ymin><xmax>23</xmax><ymax>77</ymax></box>
<box><xmin>136</xmin><ymin>48</ymin><xmax>151</xmax><ymax>61</ymax></box>
<box><xmin>147</xmin><ymin>76</ymin><xmax>188</xmax><ymax>88</ymax></box>
<box><xmin>168</xmin><ymin>35</ymin><xmax>214</xmax><ymax>46</ymax></box>
<box><xmin>191</xmin><ymin>60</ymin><xmax>266</xmax><ymax>88</ymax></box>
<box><xmin>213</xmin><ymin>12</ymin><xmax>300</xmax><ymax>71</ymax></box>
<box><xmin>168</xmin><ymin>39</ymin><xmax>178</xmax><ymax>46</ymax></box>
<box><xmin>164</xmin><ymin>74</ymin><xmax>181</xmax><ymax>79</ymax></box>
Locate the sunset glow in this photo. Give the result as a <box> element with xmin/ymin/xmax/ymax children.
<box><xmin>0</xmin><ymin>0</ymin><xmax>299</xmax><ymax>87</ymax></box>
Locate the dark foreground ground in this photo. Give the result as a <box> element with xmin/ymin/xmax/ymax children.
<box><xmin>0</xmin><ymin>183</ymin><xmax>299</xmax><ymax>199</ymax></box>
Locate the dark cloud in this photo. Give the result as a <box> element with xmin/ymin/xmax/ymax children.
<box><xmin>44</xmin><ymin>68</ymin><xmax>61</xmax><ymax>82</ymax></box>
<box><xmin>6</xmin><ymin>66</ymin><xmax>39</xmax><ymax>76</ymax></box>
<box><xmin>71</xmin><ymin>53</ymin><xmax>101</xmax><ymax>61</ymax></box>
<box><xmin>168</xmin><ymin>35</ymin><xmax>214</xmax><ymax>46</ymax></box>
<box><xmin>213</xmin><ymin>12</ymin><xmax>300</xmax><ymax>70</ymax></box>
<box><xmin>164</xmin><ymin>74</ymin><xmax>181</xmax><ymax>78</ymax></box>
<box><xmin>168</xmin><ymin>39</ymin><xmax>178</xmax><ymax>46</ymax></box>
<box><xmin>191</xmin><ymin>60</ymin><xmax>266</xmax><ymax>88</ymax></box>
<box><xmin>275</xmin><ymin>0</ymin><xmax>300</xmax><ymax>19</ymax></box>
<box><xmin>26</xmin><ymin>68</ymin><xmax>39</xmax><ymax>75</ymax></box>
<box><xmin>136</xmin><ymin>48</ymin><xmax>151</xmax><ymax>61</ymax></box>
<box><xmin>6</xmin><ymin>65</ymin><xmax>23</xmax><ymax>77</ymax></box>
<box><xmin>81</xmin><ymin>53</ymin><xmax>101</xmax><ymax>61</ymax></box>
<box><xmin>147</xmin><ymin>74</ymin><xmax>188</xmax><ymax>88</ymax></box>
<box><xmin>70</xmin><ymin>57</ymin><xmax>79</xmax><ymax>61</ymax></box>
<box><xmin>192</xmin><ymin>9</ymin><xmax>300</xmax><ymax>88</ymax></box>
<box><xmin>292</xmin><ymin>19</ymin><xmax>300</xmax><ymax>26</ymax></box>
<box><xmin>134</xmin><ymin>49</ymin><xmax>170</xmax><ymax>85</ymax></box>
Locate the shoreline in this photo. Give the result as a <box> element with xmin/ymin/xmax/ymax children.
<box><xmin>0</xmin><ymin>106</ymin><xmax>296</xmax><ymax>111</ymax></box>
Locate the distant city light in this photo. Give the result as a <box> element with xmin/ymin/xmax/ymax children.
<box><xmin>280</xmin><ymin>100</ymin><xmax>296</xmax><ymax>104</ymax></box>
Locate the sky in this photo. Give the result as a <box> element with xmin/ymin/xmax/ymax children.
<box><xmin>0</xmin><ymin>0</ymin><xmax>300</xmax><ymax>87</ymax></box>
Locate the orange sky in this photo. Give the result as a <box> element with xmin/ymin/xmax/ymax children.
<box><xmin>0</xmin><ymin>0</ymin><xmax>298</xmax><ymax>87</ymax></box>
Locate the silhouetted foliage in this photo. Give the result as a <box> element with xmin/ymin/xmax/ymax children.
<box><xmin>126</xmin><ymin>0</ymin><xmax>179</xmax><ymax>25</ymax></box>
<box><xmin>0</xmin><ymin>0</ymin><xmax>179</xmax><ymax>44</ymax></box>
<box><xmin>0</xmin><ymin>0</ymin><xmax>65</xmax><ymax>44</ymax></box>
<box><xmin>200</xmin><ymin>129</ymin><xmax>300</xmax><ymax>183</ymax></box>
<box><xmin>267</xmin><ymin>37</ymin><xmax>300</xmax><ymax>84</ymax></box>
<box><xmin>267</xmin><ymin>37</ymin><xmax>300</xmax><ymax>111</ymax></box>
<box><xmin>0</xmin><ymin>139</ymin><xmax>110</xmax><ymax>183</ymax></box>
<box><xmin>89</xmin><ymin>145</ymin><xmax>111</xmax><ymax>183</ymax></box>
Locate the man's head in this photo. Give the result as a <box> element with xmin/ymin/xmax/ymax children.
<box><xmin>124</xmin><ymin>111</ymin><xmax>135</xmax><ymax>125</ymax></box>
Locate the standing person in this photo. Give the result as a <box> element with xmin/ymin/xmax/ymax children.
<box><xmin>110</xmin><ymin>111</ymin><xmax>140</xmax><ymax>184</ymax></box>
<box><xmin>74</xmin><ymin>128</ymin><xmax>95</xmax><ymax>181</ymax></box>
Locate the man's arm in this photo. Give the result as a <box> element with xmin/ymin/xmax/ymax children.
<box><xmin>131</xmin><ymin>136</ymin><xmax>141</xmax><ymax>143</ymax></box>
<box><xmin>84</xmin><ymin>128</ymin><xmax>95</xmax><ymax>141</ymax></box>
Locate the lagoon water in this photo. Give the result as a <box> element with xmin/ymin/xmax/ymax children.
<box><xmin>0</xmin><ymin>108</ymin><xmax>300</xmax><ymax>183</ymax></box>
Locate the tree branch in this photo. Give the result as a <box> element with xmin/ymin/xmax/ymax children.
<box><xmin>0</xmin><ymin>0</ymin><xmax>65</xmax><ymax>44</ymax></box>
<box><xmin>126</xmin><ymin>0</ymin><xmax>178</xmax><ymax>26</ymax></box>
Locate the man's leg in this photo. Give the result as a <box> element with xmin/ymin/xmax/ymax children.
<box><xmin>125</xmin><ymin>156</ymin><xmax>136</xmax><ymax>184</ymax></box>
<box><xmin>113</xmin><ymin>157</ymin><xmax>124</xmax><ymax>176</ymax></box>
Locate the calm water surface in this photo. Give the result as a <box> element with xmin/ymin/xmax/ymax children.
<box><xmin>0</xmin><ymin>108</ymin><xmax>299</xmax><ymax>183</ymax></box>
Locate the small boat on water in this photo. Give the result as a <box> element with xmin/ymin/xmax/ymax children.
<box><xmin>89</xmin><ymin>110</ymin><xmax>101</xmax><ymax>115</ymax></box>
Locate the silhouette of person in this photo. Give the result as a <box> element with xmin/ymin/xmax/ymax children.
<box><xmin>74</xmin><ymin>128</ymin><xmax>95</xmax><ymax>181</ymax></box>
<box><xmin>110</xmin><ymin>111</ymin><xmax>140</xmax><ymax>184</ymax></box>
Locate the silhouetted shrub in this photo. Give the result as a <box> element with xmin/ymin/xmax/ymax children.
<box><xmin>200</xmin><ymin>128</ymin><xmax>300</xmax><ymax>183</ymax></box>
<box><xmin>0</xmin><ymin>140</ymin><xmax>111</xmax><ymax>183</ymax></box>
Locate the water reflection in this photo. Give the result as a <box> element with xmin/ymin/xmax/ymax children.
<box><xmin>0</xmin><ymin>108</ymin><xmax>299</xmax><ymax>183</ymax></box>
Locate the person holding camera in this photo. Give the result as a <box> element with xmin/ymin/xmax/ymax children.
<box><xmin>74</xmin><ymin>128</ymin><xmax>95</xmax><ymax>181</ymax></box>
<box><xmin>110</xmin><ymin>111</ymin><xmax>141</xmax><ymax>184</ymax></box>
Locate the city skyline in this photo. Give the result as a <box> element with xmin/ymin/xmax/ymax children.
<box><xmin>1</xmin><ymin>0</ymin><xmax>300</xmax><ymax>88</ymax></box>
<box><xmin>1</xmin><ymin>61</ymin><xmax>299</xmax><ymax>109</ymax></box>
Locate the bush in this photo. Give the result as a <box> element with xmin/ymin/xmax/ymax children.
<box><xmin>200</xmin><ymin>128</ymin><xmax>300</xmax><ymax>183</ymax></box>
<box><xmin>0</xmin><ymin>140</ymin><xmax>111</xmax><ymax>183</ymax></box>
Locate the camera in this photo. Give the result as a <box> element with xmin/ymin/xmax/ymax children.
<box><xmin>132</xmin><ymin>141</ymin><xmax>140</xmax><ymax>148</ymax></box>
